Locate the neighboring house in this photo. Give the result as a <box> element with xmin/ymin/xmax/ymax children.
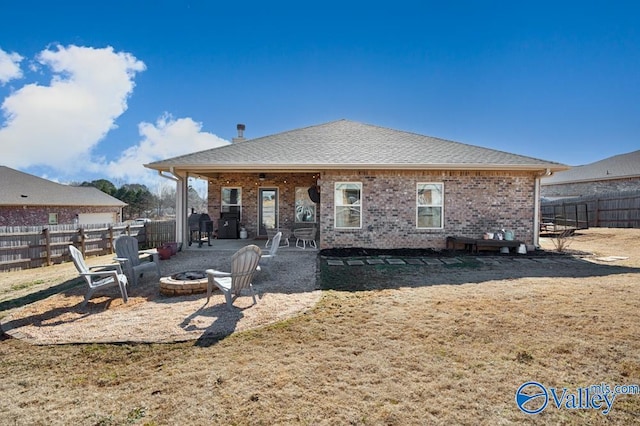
<box><xmin>0</xmin><ymin>166</ymin><xmax>126</xmax><ymax>227</ymax></box>
<box><xmin>541</xmin><ymin>150</ymin><xmax>640</xmax><ymax>200</ymax></box>
<box><xmin>145</xmin><ymin>120</ymin><xmax>567</xmax><ymax>249</ymax></box>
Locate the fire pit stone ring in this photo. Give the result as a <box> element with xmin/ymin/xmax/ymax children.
<box><xmin>159</xmin><ymin>270</ymin><xmax>211</xmax><ymax>296</ymax></box>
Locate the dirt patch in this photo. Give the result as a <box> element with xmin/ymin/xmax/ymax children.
<box><xmin>1</xmin><ymin>250</ymin><xmax>320</xmax><ymax>344</ymax></box>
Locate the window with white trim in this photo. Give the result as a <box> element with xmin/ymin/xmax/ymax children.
<box><xmin>221</xmin><ymin>187</ymin><xmax>242</xmax><ymax>218</ymax></box>
<box><xmin>416</xmin><ymin>183</ymin><xmax>443</xmax><ymax>228</ymax></box>
<box><xmin>334</xmin><ymin>182</ymin><xmax>362</xmax><ymax>228</ymax></box>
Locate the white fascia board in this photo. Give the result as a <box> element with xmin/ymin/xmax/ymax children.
<box><xmin>159</xmin><ymin>163</ymin><xmax>569</xmax><ymax>174</ymax></box>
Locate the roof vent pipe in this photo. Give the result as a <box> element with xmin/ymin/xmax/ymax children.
<box><xmin>232</xmin><ymin>123</ymin><xmax>246</xmax><ymax>143</ymax></box>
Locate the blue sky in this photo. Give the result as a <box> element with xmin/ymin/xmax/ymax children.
<box><xmin>1</xmin><ymin>1</ymin><xmax>638</xmax><ymax>191</ymax></box>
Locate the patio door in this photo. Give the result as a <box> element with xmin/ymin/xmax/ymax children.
<box><xmin>259</xmin><ymin>188</ymin><xmax>278</xmax><ymax>237</ymax></box>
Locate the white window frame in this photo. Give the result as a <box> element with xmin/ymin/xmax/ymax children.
<box><xmin>416</xmin><ymin>182</ymin><xmax>444</xmax><ymax>229</ymax></box>
<box><xmin>221</xmin><ymin>187</ymin><xmax>242</xmax><ymax>220</ymax></box>
<box><xmin>334</xmin><ymin>182</ymin><xmax>362</xmax><ymax>229</ymax></box>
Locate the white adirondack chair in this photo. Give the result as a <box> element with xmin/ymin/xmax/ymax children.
<box><xmin>206</xmin><ymin>245</ymin><xmax>262</xmax><ymax>308</ymax></box>
<box><xmin>260</xmin><ymin>231</ymin><xmax>282</xmax><ymax>266</ymax></box>
<box><xmin>69</xmin><ymin>245</ymin><xmax>128</xmax><ymax>307</ymax></box>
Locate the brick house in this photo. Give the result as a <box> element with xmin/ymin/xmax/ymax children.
<box><xmin>145</xmin><ymin>120</ymin><xmax>566</xmax><ymax>249</ymax></box>
<box><xmin>0</xmin><ymin>166</ymin><xmax>126</xmax><ymax>227</ymax></box>
<box><xmin>541</xmin><ymin>150</ymin><xmax>640</xmax><ymax>200</ymax></box>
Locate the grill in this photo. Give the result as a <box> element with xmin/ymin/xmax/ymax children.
<box><xmin>217</xmin><ymin>212</ymin><xmax>239</xmax><ymax>239</ymax></box>
<box><xmin>188</xmin><ymin>212</ymin><xmax>213</xmax><ymax>247</ymax></box>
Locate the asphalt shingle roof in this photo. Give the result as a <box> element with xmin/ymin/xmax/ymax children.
<box><xmin>542</xmin><ymin>150</ymin><xmax>640</xmax><ymax>185</ymax></box>
<box><xmin>145</xmin><ymin>119</ymin><xmax>566</xmax><ymax>172</ymax></box>
<box><xmin>0</xmin><ymin>166</ymin><xmax>126</xmax><ymax>207</ymax></box>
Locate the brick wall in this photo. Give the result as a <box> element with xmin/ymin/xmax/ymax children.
<box><xmin>542</xmin><ymin>177</ymin><xmax>640</xmax><ymax>198</ymax></box>
<box><xmin>0</xmin><ymin>206</ymin><xmax>122</xmax><ymax>227</ymax></box>
<box><xmin>319</xmin><ymin>170</ymin><xmax>536</xmax><ymax>249</ymax></box>
<box><xmin>206</xmin><ymin>169</ymin><xmax>537</xmax><ymax>250</ymax></box>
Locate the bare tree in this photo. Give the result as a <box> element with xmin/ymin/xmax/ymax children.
<box><xmin>154</xmin><ymin>181</ymin><xmax>176</xmax><ymax>218</ymax></box>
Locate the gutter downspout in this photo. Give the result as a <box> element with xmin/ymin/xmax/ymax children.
<box><xmin>158</xmin><ymin>170</ymin><xmax>179</xmax><ymax>182</ymax></box>
<box><xmin>534</xmin><ymin>168</ymin><xmax>552</xmax><ymax>248</ymax></box>
<box><xmin>157</xmin><ymin>169</ymin><xmax>188</xmax><ymax>246</ymax></box>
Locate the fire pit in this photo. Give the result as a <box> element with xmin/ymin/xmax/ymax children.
<box><xmin>159</xmin><ymin>270</ymin><xmax>211</xmax><ymax>296</ymax></box>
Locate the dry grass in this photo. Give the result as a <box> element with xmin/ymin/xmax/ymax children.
<box><xmin>1</xmin><ymin>228</ymin><xmax>640</xmax><ymax>425</ymax></box>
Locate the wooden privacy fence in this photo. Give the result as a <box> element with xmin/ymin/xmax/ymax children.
<box><xmin>0</xmin><ymin>220</ymin><xmax>176</xmax><ymax>272</ymax></box>
<box><xmin>542</xmin><ymin>190</ymin><xmax>640</xmax><ymax>229</ymax></box>
<box><xmin>144</xmin><ymin>220</ymin><xmax>176</xmax><ymax>249</ymax></box>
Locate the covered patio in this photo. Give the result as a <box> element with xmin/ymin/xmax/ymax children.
<box><xmin>159</xmin><ymin>170</ymin><xmax>320</xmax><ymax>250</ymax></box>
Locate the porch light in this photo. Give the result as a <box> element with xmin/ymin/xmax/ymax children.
<box><xmin>259</xmin><ymin>173</ymin><xmax>266</xmax><ymax>181</ymax></box>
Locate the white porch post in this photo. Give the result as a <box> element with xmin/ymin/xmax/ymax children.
<box><xmin>156</xmin><ymin>169</ymin><xmax>188</xmax><ymax>245</ymax></box>
<box><xmin>533</xmin><ymin>169</ymin><xmax>552</xmax><ymax>249</ymax></box>
<box><xmin>175</xmin><ymin>171</ymin><xmax>189</xmax><ymax>246</ymax></box>
<box><xmin>533</xmin><ymin>176</ymin><xmax>541</xmax><ymax>248</ymax></box>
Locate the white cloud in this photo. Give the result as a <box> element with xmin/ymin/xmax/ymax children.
<box><xmin>104</xmin><ymin>113</ymin><xmax>229</xmax><ymax>184</ymax></box>
<box><xmin>0</xmin><ymin>44</ymin><xmax>145</xmax><ymax>169</ymax></box>
<box><xmin>0</xmin><ymin>48</ymin><xmax>23</xmax><ymax>84</ymax></box>
<box><xmin>0</xmin><ymin>44</ymin><xmax>226</xmax><ymax>189</ymax></box>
